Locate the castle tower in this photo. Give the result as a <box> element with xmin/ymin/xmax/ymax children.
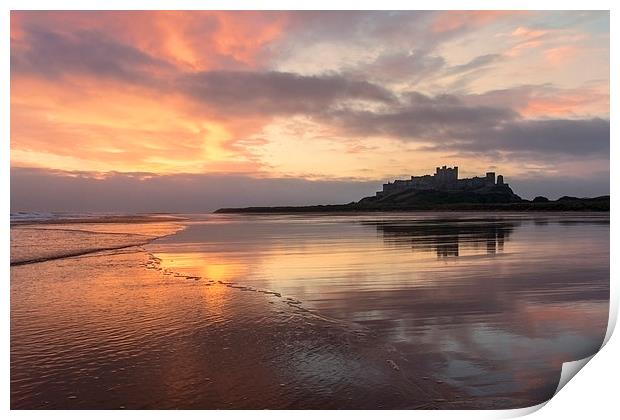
<box><xmin>497</xmin><ymin>175</ymin><xmax>504</xmax><ymax>185</ymax></box>
<box><xmin>435</xmin><ymin>165</ymin><xmax>458</xmax><ymax>188</ymax></box>
<box><xmin>486</xmin><ymin>172</ymin><xmax>495</xmax><ymax>185</ymax></box>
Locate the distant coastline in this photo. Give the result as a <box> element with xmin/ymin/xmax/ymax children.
<box><xmin>215</xmin><ymin>195</ymin><xmax>610</xmax><ymax>214</ymax></box>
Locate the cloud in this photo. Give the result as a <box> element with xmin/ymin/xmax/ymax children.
<box><xmin>320</xmin><ymin>90</ymin><xmax>608</xmax><ymax>158</ymax></box>
<box><xmin>344</xmin><ymin>50</ymin><xmax>502</xmax><ymax>92</ymax></box>
<box><xmin>11</xmin><ymin>11</ymin><xmax>291</xmax><ymax>71</ymax></box>
<box><xmin>11</xmin><ymin>22</ymin><xmax>398</xmax><ymax>118</ymax></box>
<box><xmin>463</xmin><ymin>83</ymin><xmax>610</xmax><ymax>118</ymax></box>
<box><xmin>284</xmin><ymin>11</ymin><xmax>435</xmax><ymax>46</ymax></box>
<box><xmin>544</xmin><ymin>46</ymin><xmax>579</xmax><ymax>64</ymax></box>
<box><xmin>457</xmin><ymin>117</ymin><xmax>610</xmax><ymax>157</ymax></box>
<box><xmin>321</xmin><ymin>91</ymin><xmax>518</xmax><ymax>142</ymax></box>
<box><xmin>431</xmin><ymin>11</ymin><xmax>520</xmax><ymax>35</ymax></box>
<box><xmin>11</xmin><ymin>26</ymin><xmax>172</xmax><ymax>82</ymax></box>
<box><xmin>444</xmin><ymin>53</ymin><xmax>503</xmax><ymax>76</ymax></box>
<box><xmin>346</xmin><ymin>50</ymin><xmax>446</xmax><ymax>85</ymax></box>
<box><xmin>179</xmin><ymin>70</ymin><xmax>397</xmax><ymax>116</ymax></box>
<box><xmin>10</xmin><ymin>167</ymin><xmax>381</xmax><ymax>212</ymax></box>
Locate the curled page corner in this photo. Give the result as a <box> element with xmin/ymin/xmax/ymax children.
<box><xmin>554</xmin><ymin>354</ymin><xmax>595</xmax><ymax>396</ymax></box>
<box><xmin>492</xmin><ymin>400</ymin><xmax>547</xmax><ymax>419</ymax></box>
<box><xmin>601</xmin><ymin>296</ymin><xmax>618</xmax><ymax>348</ymax></box>
<box><xmin>495</xmin><ymin>353</ymin><xmax>600</xmax><ymax>418</ymax></box>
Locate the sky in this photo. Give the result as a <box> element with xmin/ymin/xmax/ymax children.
<box><xmin>10</xmin><ymin>11</ymin><xmax>610</xmax><ymax>211</ymax></box>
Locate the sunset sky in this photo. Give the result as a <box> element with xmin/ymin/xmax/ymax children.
<box><xmin>10</xmin><ymin>11</ymin><xmax>610</xmax><ymax>211</ymax></box>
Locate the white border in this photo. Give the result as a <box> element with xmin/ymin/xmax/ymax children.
<box><xmin>2</xmin><ymin>2</ymin><xmax>616</xmax><ymax>420</ymax></box>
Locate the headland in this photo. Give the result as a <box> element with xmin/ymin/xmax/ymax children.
<box><xmin>216</xmin><ymin>166</ymin><xmax>609</xmax><ymax>213</ymax></box>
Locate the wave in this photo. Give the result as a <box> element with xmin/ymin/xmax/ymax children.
<box><xmin>11</xmin><ymin>221</ymin><xmax>184</xmax><ymax>266</ymax></box>
<box><xmin>10</xmin><ymin>212</ymin><xmax>185</xmax><ymax>226</ymax></box>
<box><xmin>11</xmin><ymin>242</ymin><xmax>153</xmax><ymax>266</ymax></box>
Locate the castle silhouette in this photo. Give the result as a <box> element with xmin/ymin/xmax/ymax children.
<box><xmin>377</xmin><ymin>166</ymin><xmax>507</xmax><ymax>198</ymax></box>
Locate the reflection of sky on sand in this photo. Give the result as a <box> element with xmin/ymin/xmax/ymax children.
<box><xmin>148</xmin><ymin>212</ymin><xmax>609</xmax><ymax>403</ymax></box>
<box><xmin>10</xmin><ymin>213</ymin><xmax>608</xmax><ymax>408</ymax></box>
<box><xmin>13</xmin><ymin>246</ymin><xmax>431</xmax><ymax>409</ymax></box>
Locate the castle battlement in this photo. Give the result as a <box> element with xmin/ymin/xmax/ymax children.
<box><xmin>377</xmin><ymin>166</ymin><xmax>508</xmax><ymax>197</ymax></box>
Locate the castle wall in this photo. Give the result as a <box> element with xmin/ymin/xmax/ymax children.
<box><xmin>457</xmin><ymin>177</ymin><xmax>487</xmax><ymax>189</ymax></box>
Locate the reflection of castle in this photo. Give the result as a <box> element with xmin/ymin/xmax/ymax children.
<box><xmin>377</xmin><ymin>166</ymin><xmax>507</xmax><ymax>197</ymax></box>
<box><xmin>370</xmin><ymin>219</ymin><xmax>517</xmax><ymax>258</ymax></box>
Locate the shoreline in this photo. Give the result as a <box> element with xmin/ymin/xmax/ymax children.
<box><xmin>10</xmin><ymin>214</ymin><xmax>186</xmax><ymax>227</ymax></box>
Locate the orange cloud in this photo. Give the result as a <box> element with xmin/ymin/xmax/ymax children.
<box><xmin>511</xmin><ymin>26</ymin><xmax>548</xmax><ymax>38</ymax></box>
<box><xmin>116</xmin><ymin>11</ymin><xmax>290</xmax><ymax>70</ymax></box>
<box><xmin>10</xmin><ymin>74</ymin><xmax>269</xmax><ymax>174</ymax></box>
<box><xmin>544</xmin><ymin>46</ymin><xmax>579</xmax><ymax>64</ymax></box>
<box><xmin>504</xmin><ymin>26</ymin><xmax>549</xmax><ymax>57</ymax></box>
<box><xmin>11</xmin><ymin>11</ymin><xmax>291</xmax><ymax>71</ymax></box>
<box><xmin>10</xmin><ymin>11</ymin><xmax>294</xmax><ymax>174</ymax></box>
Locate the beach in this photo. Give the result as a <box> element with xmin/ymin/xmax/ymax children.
<box><xmin>10</xmin><ymin>212</ymin><xmax>609</xmax><ymax>409</ymax></box>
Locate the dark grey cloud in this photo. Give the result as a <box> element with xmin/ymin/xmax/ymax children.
<box><xmin>10</xmin><ymin>167</ymin><xmax>381</xmax><ymax>213</ymax></box>
<box><xmin>285</xmin><ymin>11</ymin><xmax>436</xmax><ymax>46</ymax></box>
<box><xmin>463</xmin><ymin>84</ymin><xmax>557</xmax><ymax>110</ymax></box>
<box><xmin>321</xmin><ymin>91</ymin><xmax>517</xmax><ymax>141</ymax></box>
<box><xmin>179</xmin><ymin>70</ymin><xmax>396</xmax><ymax>115</ymax></box>
<box><xmin>11</xmin><ymin>26</ymin><xmax>172</xmax><ymax>82</ymax></box>
<box><xmin>320</xmin><ymin>91</ymin><xmax>609</xmax><ymax>157</ymax></box>
<box><xmin>466</xmin><ymin>118</ymin><xmax>610</xmax><ymax>156</ymax></box>
<box><xmin>344</xmin><ymin>50</ymin><xmax>501</xmax><ymax>89</ymax></box>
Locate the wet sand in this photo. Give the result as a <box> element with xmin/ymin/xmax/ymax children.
<box><xmin>12</xmin><ymin>213</ymin><xmax>607</xmax><ymax>409</ymax></box>
<box><xmin>11</xmin><ymin>244</ymin><xmax>469</xmax><ymax>409</ymax></box>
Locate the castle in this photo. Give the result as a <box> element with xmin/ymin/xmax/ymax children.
<box><xmin>377</xmin><ymin>166</ymin><xmax>507</xmax><ymax>197</ymax></box>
